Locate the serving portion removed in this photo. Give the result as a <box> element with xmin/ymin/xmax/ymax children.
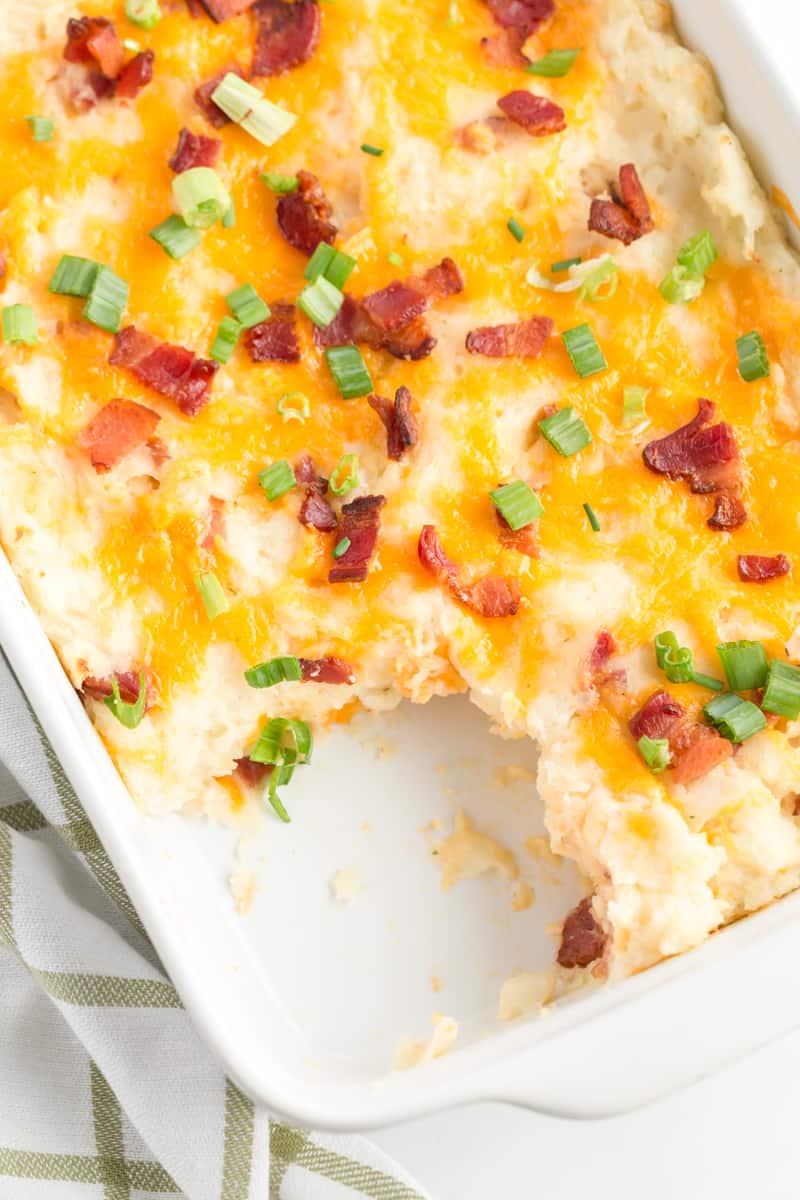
<box><xmin>3</xmin><ymin>0</ymin><xmax>800</xmax><ymax>1013</ymax></box>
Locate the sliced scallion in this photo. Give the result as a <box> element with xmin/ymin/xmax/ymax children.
<box><xmin>387</xmin><ymin>250</ymin><xmax>404</xmax><ymax>267</ymax></box>
<box><xmin>104</xmin><ymin>672</ymin><xmax>146</xmax><ymax>730</ymax></box>
<box><xmin>579</xmin><ymin>258</ymin><xmax>618</xmax><ymax>302</ymax></box>
<box><xmin>583</xmin><ymin>502</ymin><xmax>600</xmax><ymax>532</ymax></box>
<box><xmin>562</xmin><ymin>323</ymin><xmax>607</xmax><ymax>377</ymax></box>
<box><xmin>2</xmin><ymin>304</ymin><xmax>37</xmax><ymax>346</ymax></box>
<box><xmin>297</xmin><ymin>276</ymin><xmax>344</xmax><ymax>328</ymax></box>
<box><xmin>329</xmin><ymin>453</ymin><xmax>360</xmax><ymax>497</ymax></box>
<box><xmin>622</xmin><ymin>385</ymin><xmax>647</xmax><ymax>424</ymax></box>
<box><xmin>490</xmin><ymin>481</ymin><xmax>544</xmax><ymax>530</ymax></box>
<box><xmin>82</xmin><ymin>266</ymin><xmax>129</xmax><ymax>334</ymax></box>
<box><xmin>538</xmin><ymin>406</ymin><xmax>593</xmax><ymax>456</ymax></box>
<box><xmin>49</xmin><ymin>255</ymin><xmax>98</xmax><ymax>297</ymax></box>
<box><xmin>361</xmin><ymin>143</ymin><xmax>384</xmax><ymax>157</ymax></box>
<box><xmin>325</xmin><ymin>345</ymin><xmax>373</xmax><ymax>399</ymax></box>
<box><xmin>677</xmin><ymin>229</ymin><xmax>717</xmax><ymax>276</ymax></box>
<box><xmin>148</xmin><ymin>214</ymin><xmax>203</xmax><ymax>260</ymax></box>
<box><xmin>659</xmin><ymin>264</ymin><xmax>705</xmax><ymax>305</ymax></box>
<box><xmin>276</xmin><ymin>391</ymin><xmax>310</xmax><ymax>423</ymax></box>
<box><xmin>761</xmin><ymin>660</ymin><xmax>800</xmax><ymax>719</ymax></box>
<box><xmin>209</xmin><ymin>315</ymin><xmax>242</xmax><ymax>364</ymax></box>
<box><xmin>222</xmin><ymin>200</ymin><xmax>236</xmax><ymax>229</ymax></box>
<box><xmin>704</xmin><ymin>692</ymin><xmax>766</xmax><ymax>744</ymax></box>
<box><xmin>211</xmin><ymin>73</ymin><xmax>296</xmax><ymax>147</ymax></box>
<box><xmin>333</xmin><ymin>536</ymin><xmax>351</xmax><ymax>559</ymax></box>
<box><xmin>194</xmin><ymin>572</ymin><xmax>229</xmax><ymax>620</ymax></box>
<box><xmin>172</xmin><ymin>167</ymin><xmax>231</xmax><ymax>230</ymax></box>
<box><xmin>507</xmin><ymin>216</ymin><xmax>526</xmax><ymax>243</ymax></box>
<box><xmin>25</xmin><ymin>115</ymin><xmax>54</xmax><ymax>142</ymax></box>
<box><xmin>260</xmin><ymin>172</ymin><xmax>299</xmax><ymax>193</ymax></box>
<box><xmin>637</xmin><ymin>734</ymin><xmax>670</xmax><ymax>774</ymax></box>
<box><xmin>125</xmin><ymin>0</ymin><xmax>161</xmax><ymax>28</ymax></box>
<box><xmin>304</xmin><ymin>243</ymin><xmax>356</xmax><ymax>289</ymax></box>
<box><xmin>226</xmin><ymin>283</ymin><xmax>270</xmax><ymax>329</ymax></box>
<box><xmin>736</xmin><ymin>330</ymin><xmax>770</xmax><ymax>383</ymax></box>
<box><xmin>258</xmin><ymin>459</ymin><xmax>296</xmax><ymax>501</ymax></box>
<box><xmin>526</xmin><ymin>48</ymin><xmax>581</xmax><ymax>77</ymax></box>
<box><xmin>551</xmin><ymin>256</ymin><xmax>582</xmax><ymax>273</ymax></box>
<box><xmin>716</xmin><ymin>640</ymin><xmax>768</xmax><ymax>691</ymax></box>
<box><xmin>245</xmin><ymin>656</ymin><xmax>302</xmax><ymax>688</ymax></box>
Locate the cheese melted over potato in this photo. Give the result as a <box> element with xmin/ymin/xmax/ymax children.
<box><xmin>3</xmin><ymin>0</ymin><xmax>800</xmax><ymax>980</ymax></box>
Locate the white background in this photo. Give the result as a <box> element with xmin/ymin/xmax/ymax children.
<box><xmin>373</xmin><ymin>1028</ymin><xmax>800</xmax><ymax>1198</ymax></box>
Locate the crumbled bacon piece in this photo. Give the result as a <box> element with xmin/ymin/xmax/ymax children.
<box><xmin>497</xmin><ymin>90</ymin><xmax>566</xmax><ymax>136</ymax></box>
<box><xmin>299</xmin><ymin>657</ymin><xmax>355</xmax><ymax>684</ymax></box>
<box><xmin>587</xmin><ymin>629</ymin><xmax>627</xmax><ymax>690</ymax></box>
<box><xmin>245</xmin><ymin>303</ymin><xmax>300</xmax><ymax>363</ymax></box>
<box><xmin>275</xmin><ymin>170</ymin><xmax>337</xmax><ymax>257</ymax></box>
<box><xmin>466</xmin><ymin>315</ymin><xmax>553</xmax><ymax>358</ymax></box>
<box><xmin>418</xmin><ymin>524</ymin><xmax>521</xmax><ymax>617</ymax></box>
<box><xmin>195</xmin><ymin>66</ymin><xmax>245</xmax><ymax>127</ymax></box>
<box><xmin>192</xmin><ymin>0</ymin><xmax>259</xmax><ymax>20</ymax></box>
<box><xmin>738</xmin><ymin>554</ymin><xmax>791</xmax><ymax>583</ymax></box>
<box><xmin>299</xmin><ymin>490</ymin><xmax>337</xmax><ymax>532</ymax></box>
<box><xmin>643</xmin><ymin>399</ymin><xmax>746</xmax><ymax>530</ymax></box>
<box><xmin>481</xmin><ymin>28</ymin><xmax>528</xmax><ymax>68</ymax></box>
<box><xmin>252</xmin><ymin>0</ymin><xmax>321</xmax><ymax>76</ymax></box>
<box><xmin>629</xmin><ymin>690</ymin><xmax>685</xmax><ymax>743</ymax></box>
<box><xmin>589</xmin><ymin>163</ymin><xmax>654</xmax><ymax>245</ymax></box>
<box><xmin>201</xmin><ymin>496</ymin><xmax>226</xmax><ymax>551</ymax></box>
<box><xmin>169</xmin><ymin>128</ymin><xmax>222</xmax><ymax>173</ymax></box>
<box><xmin>116</xmin><ymin>50</ymin><xmax>154</xmax><ymax>100</ymax></box>
<box><xmin>557</xmin><ymin>896</ymin><xmax>607</xmax><ymax>969</ymax></box>
<box><xmin>368</xmin><ymin>387</ymin><xmax>418</xmax><ymax>461</ymax></box>
<box><xmin>64</xmin><ymin>17</ymin><xmax>124</xmax><ymax>77</ymax></box>
<box><xmin>482</xmin><ymin>0</ymin><xmax>555</xmax><ymax>36</ymax></box>
<box><xmin>294</xmin><ymin>452</ymin><xmax>327</xmax><ymax>488</ymax></box>
<box><xmin>234</xmin><ymin>757</ymin><xmax>272</xmax><ymax>787</ymax></box>
<box><xmin>110</xmin><ymin>327</ymin><xmax>219</xmax><ymax>417</ymax></box>
<box><xmin>70</xmin><ymin>71</ymin><xmax>117</xmax><ymax>111</ymax></box>
<box><xmin>77</xmin><ymin>398</ymin><xmax>160</xmax><ymax>473</ymax></box>
<box><xmin>669</xmin><ymin>723</ymin><xmax>733</xmax><ymax>786</ymax></box>
<box><xmin>81</xmin><ymin>670</ymin><xmax>153</xmax><ymax>711</ymax></box>
<box><xmin>496</xmin><ymin>510</ymin><xmax>538</xmax><ymax>557</ymax></box>
<box><xmin>329</xmin><ymin>495</ymin><xmax>386</xmax><ymax>583</ymax></box>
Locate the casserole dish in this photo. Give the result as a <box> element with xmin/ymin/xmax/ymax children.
<box><xmin>3</xmin><ymin>0</ymin><xmax>800</xmax><ymax>1130</ymax></box>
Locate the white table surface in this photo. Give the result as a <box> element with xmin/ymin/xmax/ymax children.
<box><xmin>373</xmin><ymin>1027</ymin><xmax>800</xmax><ymax>1198</ymax></box>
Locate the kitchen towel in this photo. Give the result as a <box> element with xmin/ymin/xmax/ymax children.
<box><xmin>0</xmin><ymin>652</ymin><xmax>430</xmax><ymax>1200</ymax></box>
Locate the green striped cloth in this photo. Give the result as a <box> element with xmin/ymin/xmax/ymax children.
<box><xmin>0</xmin><ymin>654</ymin><xmax>430</xmax><ymax>1200</ymax></box>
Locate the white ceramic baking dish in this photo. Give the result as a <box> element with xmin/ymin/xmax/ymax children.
<box><xmin>3</xmin><ymin>0</ymin><xmax>800</xmax><ymax>1133</ymax></box>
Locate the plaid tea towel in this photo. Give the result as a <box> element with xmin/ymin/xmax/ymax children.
<box><xmin>0</xmin><ymin>652</ymin><xmax>430</xmax><ymax>1200</ymax></box>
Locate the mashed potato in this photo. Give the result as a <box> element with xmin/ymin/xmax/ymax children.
<box><xmin>2</xmin><ymin>0</ymin><xmax>800</xmax><ymax>983</ymax></box>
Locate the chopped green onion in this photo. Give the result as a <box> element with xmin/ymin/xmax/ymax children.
<box><xmin>562</xmin><ymin>323</ymin><xmax>607</xmax><ymax>377</ymax></box>
<box><xmin>211</xmin><ymin>73</ymin><xmax>296</xmax><ymax>147</ymax></box>
<box><xmin>250</xmin><ymin>716</ymin><xmax>312</xmax><ymax>765</ymax></box>
<box><xmin>194</xmin><ymin>572</ymin><xmax>229</xmax><ymax>620</ymax></box>
<box><xmin>49</xmin><ymin>255</ymin><xmax>98</xmax><ymax>297</ymax></box>
<box><xmin>297</xmin><ymin>276</ymin><xmax>344</xmax><ymax>328</ymax></box>
<box><xmin>260</xmin><ymin>171</ymin><xmax>299</xmax><ymax>193</ymax></box>
<box><xmin>325</xmin><ymin>345</ymin><xmax>373</xmax><ymax>399</ymax></box>
<box><xmin>659</xmin><ymin>264</ymin><xmax>705</xmax><ymax>305</ymax></box>
<box><xmin>245</xmin><ymin>656</ymin><xmax>302</xmax><ymax>688</ymax></box>
<box><xmin>172</xmin><ymin>167</ymin><xmax>231</xmax><ymax>231</ymax></box>
<box><xmin>125</xmin><ymin>0</ymin><xmax>161</xmax><ymax>28</ymax></box>
<box><xmin>25</xmin><ymin>115</ymin><xmax>54</xmax><ymax>142</ymax></box>
<box><xmin>222</xmin><ymin>200</ymin><xmax>236</xmax><ymax>229</ymax></box>
<box><xmin>716</xmin><ymin>640</ymin><xmax>768</xmax><ymax>691</ymax></box>
<box><xmin>654</xmin><ymin>631</ymin><xmax>724</xmax><ymax>690</ymax></box>
<box><xmin>691</xmin><ymin>672</ymin><xmax>725</xmax><ymax>692</ymax></box>
<box><xmin>387</xmin><ymin>251</ymin><xmax>404</xmax><ymax>268</ymax></box>
<box><xmin>148</xmin><ymin>215</ymin><xmax>203</xmax><ymax>260</ymax></box>
<box><xmin>622</xmin><ymin>385</ymin><xmax>647</xmax><ymax>424</ymax></box>
<box><xmin>329</xmin><ymin>453</ymin><xmax>359</xmax><ymax>497</ymax></box>
<box><xmin>361</xmin><ymin>143</ymin><xmax>384</xmax><ymax>157</ymax></box>
<box><xmin>538</xmin><ymin>406</ymin><xmax>593</xmax><ymax>456</ymax></box>
<box><xmin>82</xmin><ymin>266</ymin><xmax>129</xmax><ymax>334</ymax></box>
<box><xmin>551</xmin><ymin>256</ymin><xmax>582</xmax><ymax>273</ymax></box>
<box><xmin>258</xmin><ymin>459</ymin><xmax>296</xmax><ymax>502</ymax></box>
<box><xmin>736</xmin><ymin>330</ymin><xmax>770</xmax><ymax>383</ymax></box>
<box><xmin>579</xmin><ymin>258</ymin><xmax>618</xmax><ymax>302</ymax></box>
<box><xmin>303</xmin><ymin>243</ymin><xmax>356</xmax><ymax>289</ymax></box>
<box><xmin>583</xmin><ymin>502</ymin><xmax>600</xmax><ymax>532</ymax></box>
<box><xmin>677</xmin><ymin>229</ymin><xmax>717</xmax><ymax>276</ymax></box>
<box><xmin>761</xmin><ymin>660</ymin><xmax>800</xmax><ymax>719</ymax></box>
<box><xmin>122</xmin><ymin>37</ymin><xmax>142</xmax><ymax>52</ymax></box>
<box><xmin>333</xmin><ymin>536</ymin><xmax>351</xmax><ymax>559</ymax></box>
<box><xmin>704</xmin><ymin>692</ymin><xmax>766</xmax><ymax>744</ymax></box>
<box><xmin>525</xmin><ymin>48</ymin><xmax>581</xmax><ymax>77</ymax></box>
<box><xmin>2</xmin><ymin>304</ymin><xmax>37</xmax><ymax>347</ymax></box>
<box><xmin>637</xmin><ymin>734</ymin><xmax>671</xmax><ymax>774</ymax></box>
<box><xmin>209</xmin><ymin>315</ymin><xmax>242</xmax><ymax>364</ymax></box>
<box><xmin>507</xmin><ymin>217</ymin><xmax>526</xmax><ymax>243</ymax></box>
<box><xmin>276</xmin><ymin>391</ymin><xmax>310</xmax><ymax>423</ymax></box>
<box><xmin>104</xmin><ymin>672</ymin><xmax>146</xmax><ymax>730</ymax></box>
<box><xmin>490</xmin><ymin>480</ymin><xmax>544</xmax><ymax>530</ymax></box>
<box><xmin>226</xmin><ymin>283</ymin><xmax>270</xmax><ymax>329</ymax></box>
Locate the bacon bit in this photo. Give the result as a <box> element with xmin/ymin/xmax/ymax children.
<box><xmin>275</xmin><ymin>170</ymin><xmax>337</xmax><ymax>257</ymax></box>
<box><xmin>294</xmin><ymin>452</ymin><xmax>326</xmax><ymax>488</ymax></box>
<box><xmin>329</xmin><ymin>495</ymin><xmax>386</xmax><ymax>583</ymax></box>
<box><xmin>299</xmin><ymin>490</ymin><xmax>337</xmax><ymax>532</ymax></box>
<box><xmin>195</xmin><ymin>65</ymin><xmax>245</xmax><ymax>126</ymax></box>
<box><xmin>316</xmin><ymin>294</ymin><xmax>437</xmax><ymax>361</ymax></box>
<box><xmin>185</xmin><ymin>0</ymin><xmax>207</xmax><ymax>14</ymax></box>
<box><xmin>77</xmin><ymin>399</ymin><xmax>160</xmax><ymax>473</ymax></box>
<box><xmin>201</xmin><ymin>496</ymin><xmax>226</xmax><ymax>551</ymax></box>
<box><xmin>64</xmin><ymin>17</ymin><xmax>124</xmax><ymax>77</ymax></box>
<box><xmin>670</xmin><ymin>723</ymin><xmax>733</xmax><ymax>786</ymax></box>
<box><xmin>192</xmin><ymin>0</ymin><xmax>259</xmax><ymax>20</ymax></box>
<box><xmin>482</xmin><ymin>0</ymin><xmax>555</xmax><ymax>38</ymax></box>
<box><xmin>418</xmin><ymin>524</ymin><xmax>521</xmax><ymax>617</ymax></box>
<box><xmin>642</xmin><ymin>399</ymin><xmax>746</xmax><ymax>531</ymax></box>
<box><xmin>81</xmin><ymin>670</ymin><xmax>153</xmax><ymax>711</ymax></box>
<box><xmin>110</xmin><ymin>327</ymin><xmax>219</xmax><ymax>417</ymax></box>
<box><xmin>589</xmin><ymin>163</ymin><xmax>654</xmax><ymax>246</ymax></box>
<box><xmin>497</xmin><ymin>90</ymin><xmax>566</xmax><ymax>136</ymax></box>
<box><xmin>252</xmin><ymin>0</ymin><xmax>321</xmax><ymax>77</ymax></box>
<box><xmin>481</xmin><ymin>28</ymin><xmax>528</xmax><ymax>68</ymax></box>
<box><xmin>368</xmin><ymin>387</ymin><xmax>418</xmax><ymax>461</ymax></box>
<box><xmin>557</xmin><ymin>896</ymin><xmax>607</xmax><ymax>969</ymax></box>
<box><xmin>629</xmin><ymin>690</ymin><xmax>685</xmax><ymax>742</ymax></box>
<box><xmin>116</xmin><ymin>50</ymin><xmax>155</xmax><ymax>100</ymax></box>
<box><xmin>70</xmin><ymin>70</ymin><xmax>117</xmax><ymax>112</ymax></box>
<box><xmin>234</xmin><ymin>757</ymin><xmax>272</xmax><ymax>787</ymax></box>
<box><xmin>466</xmin><ymin>315</ymin><xmax>553</xmax><ymax>358</ymax></box>
<box><xmin>738</xmin><ymin>554</ymin><xmax>791</xmax><ymax>583</ymax></box>
<box><xmin>169</xmin><ymin>128</ymin><xmax>222</xmax><ymax>173</ymax></box>
<box><xmin>299</xmin><ymin>657</ymin><xmax>355</xmax><ymax>684</ymax></box>
<box><xmin>245</xmin><ymin>303</ymin><xmax>300</xmax><ymax>363</ymax></box>
<box><xmin>362</xmin><ymin>281</ymin><xmax>427</xmax><ymax>333</ymax></box>
<box><xmin>586</xmin><ymin>628</ymin><xmax>627</xmax><ymax>690</ymax></box>
<box><xmin>497</xmin><ymin>510</ymin><xmax>538</xmax><ymax>557</ymax></box>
